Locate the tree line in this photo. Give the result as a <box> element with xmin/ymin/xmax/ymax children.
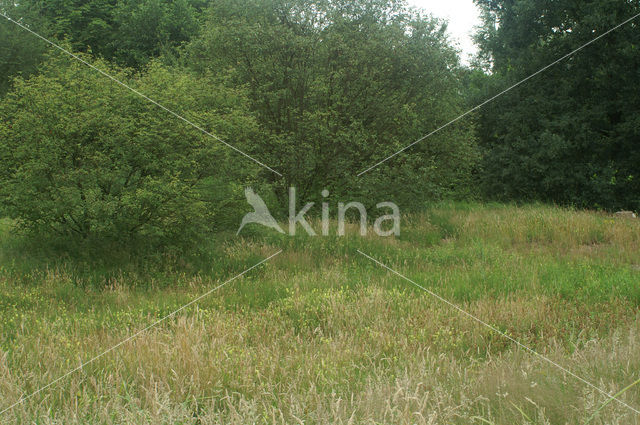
<box><xmin>0</xmin><ymin>0</ymin><xmax>638</xmax><ymax>246</ymax></box>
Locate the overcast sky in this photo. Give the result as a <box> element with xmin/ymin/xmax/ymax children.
<box><xmin>406</xmin><ymin>0</ymin><xmax>481</xmax><ymax>62</ymax></box>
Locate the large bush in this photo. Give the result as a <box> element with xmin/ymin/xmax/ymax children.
<box><xmin>0</xmin><ymin>53</ymin><xmax>259</xmax><ymax>244</ymax></box>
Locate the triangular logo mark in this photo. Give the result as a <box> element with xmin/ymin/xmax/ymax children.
<box><xmin>237</xmin><ymin>187</ymin><xmax>284</xmax><ymax>235</ymax></box>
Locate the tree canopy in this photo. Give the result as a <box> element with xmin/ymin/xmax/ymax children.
<box><xmin>188</xmin><ymin>0</ymin><xmax>478</xmax><ymax>208</ymax></box>
<box><xmin>474</xmin><ymin>0</ymin><xmax>640</xmax><ymax>210</ymax></box>
<box><xmin>0</xmin><ymin>0</ymin><xmax>206</xmax><ymax>94</ymax></box>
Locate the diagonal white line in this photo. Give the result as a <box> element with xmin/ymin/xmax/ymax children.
<box><xmin>0</xmin><ymin>13</ymin><xmax>282</xmax><ymax>177</ymax></box>
<box><xmin>0</xmin><ymin>249</ymin><xmax>282</xmax><ymax>417</ymax></box>
<box><xmin>356</xmin><ymin>249</ymin><xmax>640</xmax><ymax>416</ymax></box>
<box><xmin>356</xmin><ymin>11</ymin><xmax>640</xmax><ymax>176</ymax></box>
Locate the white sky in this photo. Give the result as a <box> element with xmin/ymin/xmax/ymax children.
<box><xmin>406</xmin><ymin>0</ymin><xmax>481</xmax><ymax>62</ymax></box>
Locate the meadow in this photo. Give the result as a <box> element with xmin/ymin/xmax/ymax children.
<box><xmin>0</xmin><ymin>203</ymin><xmax>639</xmax><ymax>424</ymax></box>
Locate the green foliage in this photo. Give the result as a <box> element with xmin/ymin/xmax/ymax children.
<box><xmin>473</xmin><ymin>0</ymin><xmax>640</xmax><ymax>211</ymax></box>
<box><xmin>188</xmin><ymin>0</ymin><xmax>479</xmax><ymax>211</ymax></box>
<box><xmin>3</xmin><ymin>0</ymin><xmax>639</xmax><ymax>228</ymax></box>
<box><xmin>0</xmin><ymin>0</ymin><xmax>205</xmax><ymax>96</ymax></box>
<box><xmin>0</xmin><ymin>52</ymin><xmax>258</xmax><ymax>245</ymax></box>
<box><xmin>0</xmin><ymin>1</ymin><xmax>48</xmax><ymax>96</ymax></box>
<box><xmin>109</xmin><ymin>0</ymin><xmax>204</xmax><ymax>67</ymax></box>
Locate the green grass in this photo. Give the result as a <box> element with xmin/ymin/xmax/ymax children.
<box><xmin>0</xmin><ymin>203</ymin><xmax>639</xmax><ymax>424</ymax></box>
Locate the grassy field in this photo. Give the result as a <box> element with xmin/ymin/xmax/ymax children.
<box><xmin>0</xmin><ymin>203</ymin><xmax>639</xmax><ymax>424</ymax></box>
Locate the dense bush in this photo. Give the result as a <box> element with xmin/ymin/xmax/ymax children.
<box><xmin>0</xmin><ymin>53</ymin><xmax>259</xmax><ymax>244</ymax></box>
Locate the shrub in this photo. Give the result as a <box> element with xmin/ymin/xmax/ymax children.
<box><xmin>0</xmin><ymin>53</ymin><xmax>258</xmax><ymax>246</ymax></box>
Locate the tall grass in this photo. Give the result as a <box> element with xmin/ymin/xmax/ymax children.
<box><xmin>0</xmin><ymin>203</ymin><xmax>639</xmax><ymax>424</ymax></box>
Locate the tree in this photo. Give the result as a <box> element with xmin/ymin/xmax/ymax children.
<box><xmin>0</xmin><ymin>1</ymin><xmax>48</xmax><ymax>96</ymax></box>
<box><xmin>0</xmin><ymin>0</ymin><xmax>206</xmax><ymax>93</ymax></box>
<box><xmin>188</xmin><ymin>0</ymin><xmax>479</xmax><ymax>211</ymax></box>
<box><xmin>109</xmin><ymin>0</ymin><xmax>203</xmax><ymax>67</ymax></box>
<box><xmin>474</xmin><ymin>0</ymin><xmax>640</xmax><ymax>210</ymax></box>
<box><xmin>0</xmin><ymin>52</ymin><xmax>258</xmax><ymax>244</ymax></box>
